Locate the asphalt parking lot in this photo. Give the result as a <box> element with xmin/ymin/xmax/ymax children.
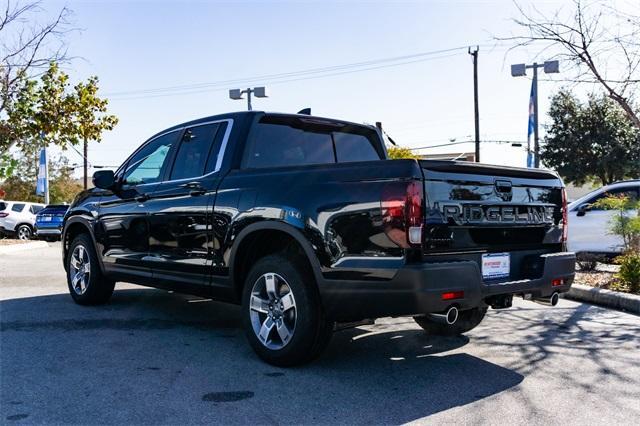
<box><xmin>1</xmin><ymin>243</ymin><xmax>639</xmax><ymax>424</ymax></box>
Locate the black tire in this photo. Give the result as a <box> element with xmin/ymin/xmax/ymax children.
<box><xmin>16</xmin><ymin>224</ymin><xmax>32</xmax><ymax>240</ymax></box>
<box><xmin>413</xmin><ymin>307</ymin><xmax>487</xmax><ymax>336</ymax></box>
<box><xmin>242</xmin><ymin>253</ymin><xmax>333</xmax><ymax>366</ymax></box>
<box><xmin>66</xmin><ymin>233</ymin><xmax>115</xmax><ymax>305</ymax></box>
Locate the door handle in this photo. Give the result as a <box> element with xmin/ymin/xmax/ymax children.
<box><xmin>180</xmin><ymin>181</ymin><xmax>203</xmax><ymax>189</ymax></box>
<box><xmin>135</xmin><ymin>194</ymin><xmax>149</xmax><ymax>202</ymax></box>
<box><xmin>180</xmin><ymin>181</ymin><xmax>206</xmax><ymax>196</ymax></box>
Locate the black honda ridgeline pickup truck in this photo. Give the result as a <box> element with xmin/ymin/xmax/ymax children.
<box><xmin>62</xmin><ymin>111</ymin><xmax>575</xmax><ymax>366</ymax></box>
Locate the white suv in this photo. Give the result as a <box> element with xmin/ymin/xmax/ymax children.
<box><xmin>567</xmin><ymin>180</ymin><xmax>640</xmax><ymax>256</ymax></box>
<box><xmin>0</xmin><ymin>200</ymin><xmax>45</xmax><ymax>240</ymax></box>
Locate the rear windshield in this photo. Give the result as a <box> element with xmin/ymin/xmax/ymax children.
<box><xmin>0</xmin><ymin>202</ymin><xmax>7</xmax><ymax>211</ymax></box>
<box><xmin>39</xmin><ymin>206</ymin><xmax>69</xmax><ymax>215</ymax></box>
<box><xmin>243</xmin><ymin>115</ymin><xmax>382</xmax><ymax>169</ymax></box>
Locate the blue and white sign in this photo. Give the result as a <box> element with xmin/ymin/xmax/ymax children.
<box><xmin>36</xmin><ymin>148</ymin><xmax>48</xmax><ymax>197</ymax></box>
<box><xmin>526</xmin><ymin>79</ymin><xmax>536</xmax><ymax>168</ymax></box>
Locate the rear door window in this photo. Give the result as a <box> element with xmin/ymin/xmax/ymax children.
<box><xmin>243</xmin><ymin>120</ymin><xmax>334</xmax><ymax>168</ymax></box>
<box><xmin>242</xmin><ymin>115</ymin><xmax>381</xmax><ymax>169</ymax></box>
<box><xmin>333</xmin><ymin>131</ymin><xmax>380</xmax><ymax>162</ymax></box>
<box><xmin>170</xmin><ymin>123</ymin><xmax>221</xmax><ymax>180</ymax></box>
<box><xmin>11</xmin><ymin>203</ymin><xmax>25</xmax><ymax>212</ymax></box>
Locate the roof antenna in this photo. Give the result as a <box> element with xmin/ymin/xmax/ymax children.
<box><xmin>297</xmin><ymin>108</ymin><xmax>311</xmax><ymax>115</ymax></box>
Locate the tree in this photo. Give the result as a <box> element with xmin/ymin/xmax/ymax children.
<box><xmin>1</xmin><ymin>1</ymin><xmax>72</xmax><ymax>116</ymax></box>
<box><xmin>0</xmin><ymin>154</ymin><xmax>82</xmax><ymax>203</ymax></box>
<box><xmin>1</xmin><ymin>62</ymin><xmax>117</xmax><ymax>180</ymax></box>
<box><xmin>0</xmin><ymin>153</ymin><xmax>17</xmax><ymax>178</ymax></box>
<box><xmin>387</xmin><ymin>146</ymin><xmax>420</xmax><ymax>160</ymax></box>
<box><xmin>502</xmin><ymin>0</ymin><xmax>640</xmax><ymax>129</ymax></box>
<box><xmin>72</xmin><ymin>76</ymin><xmax>119</xmax><ymax>188</ymax></box>
<box><xmin>0</xmin><ymin>1</ymin><xmax>73</xmax><ymax>175</ymax></box>
<box><xmin>542</xmin><ymin>89</ymin><xmax>640</xmax><ymax>185</ymax></box>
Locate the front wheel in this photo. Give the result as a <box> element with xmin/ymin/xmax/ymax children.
<box><xmin>66</xmin><ymin>234</ymin><xmax>115</xmax><ymax>305</ymax></box>
<box><xmin>242</xmin><ymin>253</ymin><xmax>333</xmax><ymax>366</ymax></box>
<box><xmin>414</xmin><ymin>307</ymin><xmax>487</xmax><ymax>336</ymax></box>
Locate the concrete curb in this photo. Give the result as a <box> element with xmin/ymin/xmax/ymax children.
<box><xmin>563</xmin><ymin>283</ymin><xmax>640</xmax><ymax>315</ymax></box>
<box><xmin>0</xmin><ymin>241</ymin><xmax>49</xmax><ymax>255</ymax></box>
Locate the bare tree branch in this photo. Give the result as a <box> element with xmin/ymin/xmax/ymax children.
<box><xmin>0</xmin><ymin>1</ymin><xmax>74</xmax><ymax>114</ymax></box>
<box><xmin>497</xmin><ymin>0</ymin><xmax>640</xmax><ymax>129</ymax></box>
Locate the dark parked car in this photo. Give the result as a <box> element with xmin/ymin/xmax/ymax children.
<box><xmin>61</xmin><ymin>111</ymin><xmax>576</xmax><ymax>366</ymax></box>
<box><xmin>35</xmin><ymin>204</ymin><xmax>69</xmax><ymax>241</ymax></box>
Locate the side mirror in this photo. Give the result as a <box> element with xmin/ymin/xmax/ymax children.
<box><xmin>576</xmin><ymin>203</ymin><xmax>590</xmax><ymax>217</ymax></box>
<box><xmin>92</xmin><ymin>170</ymin><xmax>115</xmax><ymax>190</ymax></box>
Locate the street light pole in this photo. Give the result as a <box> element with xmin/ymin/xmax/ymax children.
<box><xmin>511</xmin><ymin>60</ymin><xmax>559</xmax><ymax>168</ymax></box>
<box><xmin>229</xmin><ymin>87</ymin><xmax>268</xmax><ymax>110</ymax></box>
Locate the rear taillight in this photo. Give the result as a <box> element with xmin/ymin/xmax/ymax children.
<box><xmin>561</xmin><ymin>187</ymin><xmax>568</xmax><ymax>243</ymax></box>
<box><xmin>381</xmin><ymin>181</ymin><xmax>424</xmax><ymax>248</ymax></box>
<box><xmin>0</xmin><ymin>212</ymin><xmax>8</xmax><ymax>218</ymax></box>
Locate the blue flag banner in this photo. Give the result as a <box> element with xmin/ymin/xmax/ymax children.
<box><xmin>526</xmin><ymin>79</ymin><xmax>536</xmax><ymax>168</ymax></box>
<box><xmin>36</xmin><ymin>148</ymin><xmax>48</xmax><ymax>196</ymax></box>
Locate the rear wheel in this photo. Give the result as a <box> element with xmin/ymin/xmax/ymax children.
<box><xmin>242</xmin><ymin>253</ymin><xmax>333</xmax><ymax>366</ymax></box>
<box><xmin>414</xmin><ymin>307</ymin><xmax>487</xmax><ymax>336</ymax></box>
<box><xmin>16</xmin><ymin>224</ymin><xmax>32</xmax><ymax>240</ymax></box>
<box><xmin>66</xmin><ymin>234</ymin><xmax>115</xmax><ymax>305</ymax></box>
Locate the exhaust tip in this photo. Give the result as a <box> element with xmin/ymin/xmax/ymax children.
<box><xmin>446</xmin><ymin>306</ymin><xmax>459</xmax><ymax>325</ymax></box>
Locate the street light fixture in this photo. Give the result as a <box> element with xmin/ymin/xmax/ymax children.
<box><xmin>228</xmin><ymin>86</ymin><xmax>269</xmax><ymax>111</ymax></box>
<box><xmin>510</xmin><ymin>60</ymin><xmax>559</xmax><ymax>168</ymax></box>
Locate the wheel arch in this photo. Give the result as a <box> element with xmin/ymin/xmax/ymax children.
<box><xmin>229</xmin><ymin>221</ymin><xmax>324</xmax><ymax>301</ymax></box>
<box><xmin>15</xmin><ymin>222</ymin><xmax>34</xmax><ymax>231</ymax></box>
<box><xmin>62</xmin><ymin>216</ymin><xmax>104</xmax><ymax>273</ymax></box>
<box><xmin>14</xmin><ymin>223</ymin><xmax>34</xmax><ymax>238</ymax></box>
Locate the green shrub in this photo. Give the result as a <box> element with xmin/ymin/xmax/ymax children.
<box><xmin>615</xmin><ymin>252</ymin><xmax>640</xmax><ymax>294</ymax></box>
<box><xmin>387</xmin><ymin>146</ymin><xmax>420</xmax><ymax>159</ymax></box>
<box><xmin>593</xmin><ymin>195</ymin><xmax>640</xmax><ymax>252</ymax></box>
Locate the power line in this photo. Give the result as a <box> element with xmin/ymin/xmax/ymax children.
<box><xmin>408</xmin><ymin>139</ymin><xmax>526</xmax><ymax>150</ymax></box>
<box><xmin>110</xmin><ymin>53</ymin><xmax>466</xmax><ymax>101</ymax></box>
<box><xmin>109</xmin><ymin>52</ymin><xmax>466</xmax><ymax>101</ymax></box>
<box><xmin>106</xmin><ymin>43</ymin><xmax>508</xmax><ymax>100</ymax></box>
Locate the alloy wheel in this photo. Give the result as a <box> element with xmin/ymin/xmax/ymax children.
<box><xmin>17</xmin><ymin>226</ymin><xmax>31</xmax><ymax>240</ymax></box>
<box><xmin>69</xmin><ymin>245</ymin><xmax>91</xmax><ymax>295</ymax></box>
<box><xmin>249</xmin><ymin>273</ymin><xmax>297</xmax><ymax>350</ymax></box>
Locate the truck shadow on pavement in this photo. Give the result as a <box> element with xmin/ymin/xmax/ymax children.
<box><xmin>10</xmin><ymin>286</ymin><xmax>625</xmax><ymax>424</ymax></box>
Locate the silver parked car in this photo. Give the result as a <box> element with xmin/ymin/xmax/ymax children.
<box><xmin>0</xmin><ymin>200</ymin><xmax>45</xmax><ymax>240</ymax></box>
<box><xmin>567</xmin><ymin>180</ymin><xmax>640</xmax><ymax>256</ymax></box>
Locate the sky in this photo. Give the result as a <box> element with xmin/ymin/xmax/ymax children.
<box><xmin>33</xmin><ymin>0</ymin><xmax>621</xmax><ymax>173</ymax></box>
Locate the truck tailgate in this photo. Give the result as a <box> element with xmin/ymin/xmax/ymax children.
<box><xmin>419</xmin><ymin>160</ymin><xmax>565</xmax><ymax>256</ymax></box>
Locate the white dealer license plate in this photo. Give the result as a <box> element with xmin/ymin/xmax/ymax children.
<box><xmin>482</xmin><ymin>253</ymin><xmax>510</xmax><ymax>280</ymax></box>
<box><xmin>42</xmin><ymin>216</ymin><xmax>52</xmax><ymax>222</ymax></box>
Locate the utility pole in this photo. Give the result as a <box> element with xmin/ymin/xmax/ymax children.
<box><xmin>83</xmin><ymin>138</ymin><xmax>88</xmax><ymax>189</ymax></box>
<box><xmin>469</xmin><ymin>46</ymin><xmax>480</xmax><ymax>163</ymax></box>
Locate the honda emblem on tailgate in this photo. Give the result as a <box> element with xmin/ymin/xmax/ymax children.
<box><xmin>494</xmin><ymin>179</ymin><xmax>513</xmax><ymax>201</ymax></box>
